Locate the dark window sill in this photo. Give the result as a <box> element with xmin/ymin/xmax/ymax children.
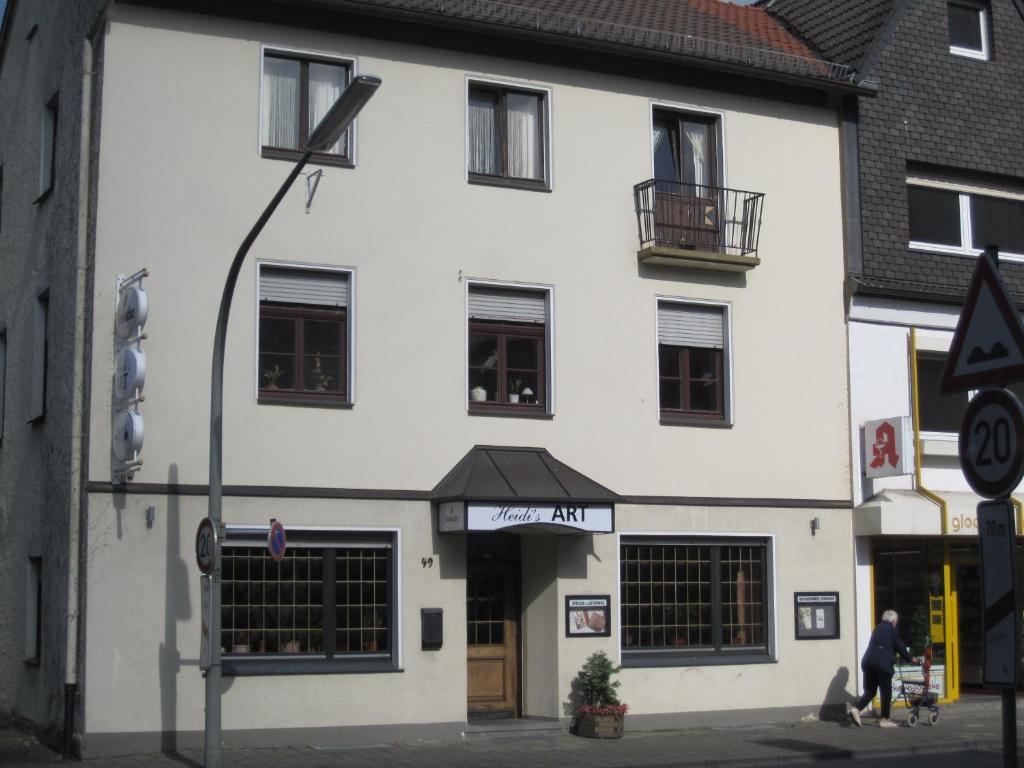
<box><xmin>622</xmin><ymin>650</ymin><xmax>772</xmax><ymax>668</ymax></box>
<box><xmin>468</xmin><ymin>173</ymin><xmax>550</xmax><ymax>193</ymax></box>
<box><xmin>23</xmin><ymin>657</ymin><xmax>40</xmax><ymax>667</ymax></box>
<box><xmin>258</xmin><ymin>392</ymin><xmax>352</xmax><ymax>409</ymax></box>
<box><xmin>223</xmin><ymin>656</ymin><xmax>398</xmax><ymax>676</ymax></box>
<box><xmin>660</xmin><ymin>413</ymin><xmax>730</xmax><ymax>428</ymax></box>
<box><xmin>33</xmin><ymin>187</ymin><xmax>53</xmax><ymax>205</ymax></box>
<box><xmin>261</xmin><ymin>147</ymin><xmax>354</xmax><ymax>169</ymax></box>
<box><xmin>468</xmin><ymin>404</ymin><xmax>552</xmax><ymax>419</ymax></box>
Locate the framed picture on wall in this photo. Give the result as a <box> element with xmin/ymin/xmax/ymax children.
<box><xmin>565</xmin><ymin>595</ymin><xmax>611</xmax><ymax>637</ymax></box>
<box><xmin>794</xmin><ymin>592</ymin><xmax>840</xmax><ymax>640</ymax></box>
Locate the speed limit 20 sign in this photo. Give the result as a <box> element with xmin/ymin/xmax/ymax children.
<box><xmin>959</xmin><ymin>388</ymin><xmax>1024</xmax><ymax>499</ymax></box>
<box><xmin>195</xmin><ymin>517</ymin><xmax>219</xmax><ymax>574</ymax></box>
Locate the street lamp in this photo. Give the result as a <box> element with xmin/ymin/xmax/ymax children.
<box><xmin>203</xmin><ymin>74</ymin><xmax>381</xmax><ymax>768</ymax></box>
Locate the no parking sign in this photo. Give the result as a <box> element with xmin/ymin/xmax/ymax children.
<box><xmin>268</xmin><ymin>520</ymin><xmax>287</xmax><ymax>562</ymax></box>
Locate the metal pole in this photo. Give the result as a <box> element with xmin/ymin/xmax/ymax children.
<box><xmin>204</xmin><ymin>150</ymin><xmax>312</xmax><ymax>768</ymax></box>
<box><xmin>1002</xmin><ymin>688</ymin><xmax>1017</xmax><ymax>768</ymax></box>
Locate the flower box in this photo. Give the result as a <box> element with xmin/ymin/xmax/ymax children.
<box><xmin>577</xmin><ymin>712</ymin><xmax>624</xmax><ymax>739</ymax></box>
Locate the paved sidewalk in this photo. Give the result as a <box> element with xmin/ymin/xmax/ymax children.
<box><xmin>1</xmin><ymin>699</ymin><xmax>1019</xmax><ymax>768</ymax></box>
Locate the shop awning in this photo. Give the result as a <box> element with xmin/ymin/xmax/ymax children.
<box><xmin>856</xmin><ymin>488</ymin><xmax>1024</xmax><ymax>536</ymax></box>
<box><xmin>433</xmin><ymin>445</ymin><xmax>620</xmax><ymax>534</ymax></box>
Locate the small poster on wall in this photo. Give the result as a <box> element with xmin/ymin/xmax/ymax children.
<box><xmin>794</xmin><ymin>592</ymin><xmax>840</xmax><ymax>640</ymax></box>
<box><xmin>565</xmin><ymin>595</ymin><xmax>611</xmax><ymax>637</ymax></box>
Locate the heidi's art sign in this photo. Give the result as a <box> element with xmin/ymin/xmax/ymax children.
<box><xmin>438</xmin><ymin>502</ymin><xmax>614</xmax><ymax>533</ymax></box>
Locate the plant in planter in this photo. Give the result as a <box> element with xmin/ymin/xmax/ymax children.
<box><xmin>262</xmin><ymin>364</ymin><xmax>285</xmax><ymax>390</ymax></box>
<box><xmin>310</xmin><ymin>352</ymin><xmax>334</xmax><ymax>392</ymax></box>
<box><xmin>508</xmin><ymin>378</ymin><xmax>524</xmax><ymax>403</ymax></box>
<box><xmin>573</xmin><ymin>650</ymin><xmax>628</xmax><ymax>739</ymax></box>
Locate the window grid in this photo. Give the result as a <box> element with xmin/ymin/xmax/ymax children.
<box><xmin>467</xmin><ymin>573</ymin><xmax>505</xmax><ymax>645</ymax></box>
<box><xmin>719</xmin><ymin>546</ymin><xmax>765</xmax><ymax>647</ymax></box>
<box><xmin>335</xmin><ymin>549</ymin><xmax>390</xmax><ymax>653</ymax></box>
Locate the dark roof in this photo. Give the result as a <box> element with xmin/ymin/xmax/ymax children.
<box><xmin>432</xmin><ymin>445</ymin><xmax>620</xmax><ymax>503</ymax></box>
<box><xmin>330</xmin><ymin>0</ymin><xmax>860</xmax><ymax>86</ymax></box>
<box><xmin>759</xmin><ymin>0</ymin><xmax>895</xmax><ymax>74</ymax></box>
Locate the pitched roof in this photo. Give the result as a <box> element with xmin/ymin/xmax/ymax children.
<box><xmin>432</xmin><ymin>445</ymin><xmax>620</xmax><ymax>503</ymax></box>
<box><xmin>336</xmin><ymin>0</ymin><xmax>859</xmax><ymax>86</ymax></box>
<box><xmin>759</xmin><ymin>0</ymin><xmax>895</xmax><ymax>73</ymax></box>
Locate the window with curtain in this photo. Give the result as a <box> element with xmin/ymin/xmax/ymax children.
<box><xmin>468</xmin><ymin>83</ymin><xmax>547</xmax><ymax>188</ymax></box>
<box><xmin>467</xmin><ymin>284</ymin><xmax>549</xmax><ymax>412</ymax></box>
<box><xmin>262</xmin><ymin>51</ymin><xmax>351</xmax><ymax>163</ymax></box>
<box><xmin>258</xmin><ymin>265</ymin><xmax>350</xmax><ymax>405</ymax></box>
<box><xmin>620</xmin><ymin>537</ymin><xmax>772</xmax><ymax>666</ymax></box>
<box><xmin>657</xmin><ymin>301</ymin><xmax>728</xmax><ymax>423</ymax></box>
<box><xmin>652</xmin><ymin>110</ymin><xmax>718</xmax><ymax>192</ymax></box>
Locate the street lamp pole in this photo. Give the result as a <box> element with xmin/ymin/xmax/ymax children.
<box><xmin>203</xmin><ymin>75</ymin><xmax>380</xmax><ymax>768</ymax></box>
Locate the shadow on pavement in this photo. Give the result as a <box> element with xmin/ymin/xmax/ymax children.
<box><xmin>755</xmin><ymin>738</ymin><xmax>855</xmax><ymax>758</ymax></box>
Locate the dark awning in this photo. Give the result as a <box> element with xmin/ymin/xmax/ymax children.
<box><xmin>433</xmin><ymin>446</ymin><xmax>619</xmax><ymax>535</ymax></box>
<box><xmin>432</xmin><ymin>445</ymin><xmax>620</xmax><ymax>504</ymax></box>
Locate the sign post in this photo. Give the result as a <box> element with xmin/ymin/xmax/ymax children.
<box><xmin>946</xmin><ymin>247</ymin><xmax>1023</xmax><ymax>768</ymax></box>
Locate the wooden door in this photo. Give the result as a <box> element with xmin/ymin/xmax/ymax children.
<box><xmin>467</xmin><ymin>562</ymin><xmax>518</xmax><ymax>714</ymax></box>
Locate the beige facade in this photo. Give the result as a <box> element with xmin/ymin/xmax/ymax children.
<box><xmin>74</xmin><ymin>2</ymin><xmax>855</xmax><ymax>754</ymax></box>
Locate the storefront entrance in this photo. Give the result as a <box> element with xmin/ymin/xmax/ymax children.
<box><xmin>466</xmin><ymin>535</ymin><xmax>521</xmax><ymax>717</ymax></box>
<box><xmin>950</xmin><ymin>558</ymin><xmax>983</xmax><ymax>691</ymax></box>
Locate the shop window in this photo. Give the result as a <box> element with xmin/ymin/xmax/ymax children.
<box><xmin>221</xmin><ymin>531</ymin><xmax>396</xmax><ymax>674</ymax></box>
<box><xmin>25</xmin><ymin>557</ymin><xmax>41</xmax><ymax>664</ymax></box>
<box><xmin>258</xmin><ymin>264</ymin><xmax>350</xmax><ymax>405</ymax></box>
<box><xmin>908</xmin><ymin>182</ymin><xmax>1024</xmax><ymax>259</ymax></box>
<box><xmin>467</xmin><ymin>82</ymin><xmax>549</xmax><ymax>190</ymax></box>
<box><xmin>948</xmin><ymin>0</ymin><xmax>990</xmax><ymax>60</ymax></box>
<box><xmin>261</xmin><ymin>50</ymin><xmax>353</xmax><ymax>166</ymax></box>
<box><xmin>467</xmin><ymin>283</ymin><xmax>550</xmax><ymax>414</ymax></box>
<box><xmin>916</xmin><ymin>353</ymin><xmax>968</xmax><ymax>433</ymax></box>
<box><xmin>620</xmin><ymin>537</ymin><xmax>772</xmax><ymax>667</ymax></box>
<box><xmin>29</xmin><ymin>290</ymin><xmax>48</xmax><ymax>423</ymax></box>
<box><xmin>657</xmin><ymin>300</ymin><xmax>729</xmax><ymax>424</ymax></box>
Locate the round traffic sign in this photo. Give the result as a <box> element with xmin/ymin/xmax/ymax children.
<box><xmin>959</xmin><ymin>388</ymin><xmax>1024</xmax><ymax>499</ymax></box>
<box><xmin>196</xmin><ymin>517</ymin><xmax>218</xmax><ymax>574</ymax></box>
<box><xmin>268</xmin><ymin>520</ymin><xmax>287</xmax><ymax>562</ymax></box>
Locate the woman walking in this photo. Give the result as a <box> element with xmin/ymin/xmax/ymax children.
<box><xmin>849</xmin><ymin>609</ymin><xmax>916</xmax><ymax>728</ymax></box>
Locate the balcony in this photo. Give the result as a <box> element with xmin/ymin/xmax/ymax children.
<box><xmin>633</xmin><ymin>179</ymin><xmax>765</xmax><ymax>272</ymax></box>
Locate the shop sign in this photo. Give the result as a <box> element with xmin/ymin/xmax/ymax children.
<box><xmin>438</xmin><ymin>501</ymin><xmax>613</xmax><ymax>533</ymax></box>
<box><xmin>565</xmin><ymin>595</ymin><xmax>611</xmax><ymax>637</ymax></box>
<box><xmin>891</xmin><ymin>665</ymin><xmax>944</xmax><ymax>699</ymax></box>
<box><xmin>863</xmin><ymin>417</ymin><xmax>912</xmax><ymax>478</ymax></box>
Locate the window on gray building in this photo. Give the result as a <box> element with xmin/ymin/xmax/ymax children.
<box><xmin>908</xmin><ymin>183</ymin><xmax>1024</xmax><ymax>258</ymax></box>
<box><xmin>25</xmin><ymin>557</ymin><xmax>42</xmax><ymax>664</ymax></box>
<box><xmin>0</xmin><ymin>330</ymin><xmax>6</xmax><ymax>442</ymax></box>
<box><xmin>29</xmin><ymin>290</ymin><xmax>48</xmax><ymax>422</ymax></box>
<box><xmin>38</xmin><ymin>93</ymin><xmax>58</xmax><ymax>199</ymax></box>
<box><xmin>948</xmin><ymin>0</ymin><xmax>991</xmax><ymax>60</ymax></box>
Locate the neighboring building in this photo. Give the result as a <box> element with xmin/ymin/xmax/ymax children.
<box><xmin>0</xmin><ymin>0</ymin><xmax>865</xmax><ymax>756</ymax></box>
<box><xmin>766</xmin><ymin>0</ymin><xmax>1024</xmax><ymax>703</ymax></box>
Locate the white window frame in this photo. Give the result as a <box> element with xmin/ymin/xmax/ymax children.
<box><xmin>254</xmin><ymin>261</ymin><xmax>356</xmax><ymax>403</ymax></box>
<box><xmin>907</xmin><ymin>176</ymin><xmax>1024</xmax><ymax>263</ymax></box>
<box><xmin>464</xmin><ymin>75</ymin><xmax>554</xmax><ymax>189</ymax></box>
<box><xmin>654</xmin><ymin>296</ymin><xmax>733</xmax><ymax>425</ymax></box>
<box><xmin>615</xmin><ymin>531</ymin><xmax>777</xmax><ymax>666</ymax></box>
<box><xmin>464</xmin><ymin>278</ymin><xmax>554</xmax><ymax>413</ymax></box>
<box><xmin>948</xmin><ymin>0</ymin><xmax>990</xmax><ymax>60</ymax></box>
<box><xmin>648</xmin><ymin>100</ymin><xmax>728</xmax><ymax>188</ymax></box>
<box><xmin>28</xmin><ymin>290</ymin><xmax>47</xmax><ymax>422</ymax></box>
<box><xmin>258</xmin><ymin>45</ymin><xmax>360</xmax><ymax>164</ymax></box>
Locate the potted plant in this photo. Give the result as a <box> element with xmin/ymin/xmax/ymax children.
<box><xmin>508</xmin><ymin>378</ymin><xmax>524</xmax><ymax>403</ymax></box>
<box><xmin>262</xmin><ymin>364</ymin><xmax>285</xmax><ymax>390</ymax></box>
<box><xmin>470</xmin><ymin>384</ymin><xmax>487</xmax><ymax>401</ymax></box>
<box><xmin>310</xmin><ymin>352</ymin><xmax>334</xmax><ymax>392</ymax></box>
<box><xmin>573</xmin><ymin>650</ymin><xmax>628</xmax><ymax>739</ymax></box>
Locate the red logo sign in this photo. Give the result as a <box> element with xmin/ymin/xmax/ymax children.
<box><xmin>869</xmin><ymin>421</ymin><xmax>900</xmax><ymax>470</ymax></box>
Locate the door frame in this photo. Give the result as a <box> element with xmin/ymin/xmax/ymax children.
<box><xmin>466</xmin><ymin>554</ymin><xmax>522</xmax><ymax>716</ymax></box>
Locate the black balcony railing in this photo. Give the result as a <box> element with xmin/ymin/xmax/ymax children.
<box><xmin>634</xmin><ymin>179</ymin><xmax>765</xmax><ymax>259</ymax></box>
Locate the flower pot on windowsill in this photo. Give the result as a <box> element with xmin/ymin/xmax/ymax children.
<box><xmin>508</xmin><ymin>393</ymin><xmax>520</xmax><ymax>403</ymax></box>
<box><xmin>470</xmin><ymin>386</ymin><xmax>487</xmax><ymax>402</ymax></box>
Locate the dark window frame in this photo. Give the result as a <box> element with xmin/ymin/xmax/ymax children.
<box><xmin>25</xmin><ymin>556</ymin><xmax>42</xmax><ymax>665</ymax></box>
<box><xmin>620</xmin><ymin>537</ymin><xmax>774</xmax><ymax>668</ymax></box>
<box><xmin>916</xmin><ymin>352</ymin><xmax>970</xmax><ymax>434</ymax></box>
<box><xmin>36</xmin><ymin>93</ymin><xmax>58</xmax><ymax>203</ymax></box>
<box><xmin>261</xmin><ymin>50</ymin><xmax>355</xmax><ymax>169</ymax></box>
<box><xmin>948</xmin><ymin>0</ymin><xmax>991</xmax><ymax>60</ymax></box>
<box><xmin>28</xmin><ymin>290</ymin><xmax>48</xmax><ymax>423</ymax></box>
<box><xmin>258</xmin><ymin>303</ymin><xmax>349</xmax><ymax>407</ymax></box>
<box><xmin>468</xmin><ymin>320</ymin><xmax>547</xmax><ymax>415</ymax></box>
<box><xmin>652</xmin><ymin>109</ymin><xmax>721</xmax><ymax>188</ymax></box>
<box><xmin>221</xmin><ymin>535</ymin><xmax>398</xmax><ymax>676</ymax></box>
<box><xmin>467</xmin><ymin>82</ymin><xmax>549</xmax><ymax>192</ymax></box>
<box><xmin>659</xmin><ymin>345</ymin><xmax>726</xmax><ymax>423</ymax></box>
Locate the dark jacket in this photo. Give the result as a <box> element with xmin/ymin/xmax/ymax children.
<box><xmin>861</xmin><ymin>621</ymin><xmax>914</xmax><ymax>674</ymax></box>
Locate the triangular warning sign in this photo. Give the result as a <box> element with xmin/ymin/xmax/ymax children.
<box><xmin>941</xmin><ymin>250</ymin><xmax>1024</xmax><ymax>393</ymax></box>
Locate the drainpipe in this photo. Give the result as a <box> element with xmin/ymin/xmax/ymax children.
<box><xmin>909</xmin><ymin>328</ymin><xmax>947</xmax><ymax>532</ymax></box>
<box><xmin>65</xmin><ymin>3</ymin><xmax>110</xmax><ymax>755</ymax></box>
